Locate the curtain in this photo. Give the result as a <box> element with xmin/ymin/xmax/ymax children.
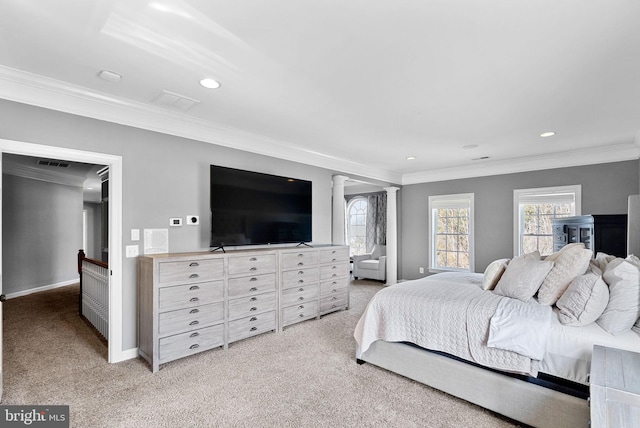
<box><xmin>366</xmin><ymin>193</ymin><xmax>387</xmax><ymax>252</ymax></box>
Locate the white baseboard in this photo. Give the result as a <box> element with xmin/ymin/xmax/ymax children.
<box><xmin>113</xmin><ymin>347</ymin><xmax>139</xmax><ymax>363</ymax></box>
<box><xmin>5</xmin><ymin>279</ymin><xmax>78</xmax><ymax>299</ymax></box>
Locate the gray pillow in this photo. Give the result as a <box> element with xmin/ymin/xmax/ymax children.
<box><xmin>493</xmin><ymin>255</ymin><xmax>554</xmax><ymax>302</ymax></box>
<box><xmin>556</xmin><ymin>271</ymin><xmax>609</xmax><ymax>326</ymax></box>
<box><xmin>596</xmin><ymin>258</ymin><xmax>640</xmax><ymax>335</ymax></box>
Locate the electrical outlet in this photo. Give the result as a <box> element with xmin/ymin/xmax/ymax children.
<box><xmin>186</xmin><ymin>215</ymin><xmax>199</xmax><ymax>225</ymax></box>
<box><xmin>169</xmin><ymin>217</ymin><xmax>182</xmax><ymax>227</ymax></box>
<box><xmin>419</xmin><ymin>267</ymin><xmax>424</xmax><ymax>274</ymax></box>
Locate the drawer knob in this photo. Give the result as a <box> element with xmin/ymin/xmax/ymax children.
<box><xmin>190</xmin><ymin>309</ymin><xmax>199</xmax><ymax>314</ymax></box>
<box><xmin>332</xmin><ymin>289</ymin><xmax>337</xmax><ymax>293</ymax></box>
<box><xmin>298</xmin><ymin>297</ymin><xmax>304</xmax><ymax>301</ymax></box>
<box><xmin>189</xmin><ymin>262</ymin><xmax>199</xmax><ymax>267</ymax></box>
<box><xmin>297</xmin><ymin>271</ymin><xmax>304</xmax><ymax>275</ymax></box>
<box><xmin>189</xmin><ymin>320</ymin><xmax>199</xmax><ymax>326</ymax></box>
<box><xmin>332</xmin><ymin>258</ymin><xmax>336</xmax><ymax>262</ymax></box>
<box><xmin>250</xmin><ymin>267</ymin><xmax>258</xmax><ymax>271</ymax></box>
<box><xmin>332</xmin><ymin>304</ymin><xmax>337</xmax><ymax>309</ymax></box>
<box><xmin>298</xmin><ymin>253</ymin><xmax>304</xmax><ymax>257</ymax></box>
<box><xmin>298</xmin><ymin>313</ymin><xmax>304</xmax><ymax>318</ymax></box>
<box><xmin>298</xmin><ymin>305</ymin><xmax>304</xmax><ymax>309</ymax></box>
<box><xmin>297</xmin><ymin>262</ymin><xmax>304</xmax><ymax>266</ymax></box>
<box><xmin>249</xmin><ymin>277</ymin><xmax>258</xmax><ymax>282</ymax></box>
<box><xmin>190</xmin><ymin>332</ymin><xmax>200</xmax><ymax>338</ymax></box>
<box><xmin>190</xmin><ymin>344</ymin><xmax>199</xmax><ymax>350</ymax></box>
<box><xmin>250</xmin><ymin>287</ymin><xmax>258</xmax><ymax>292</ymax></box>
<box><xmin>298</xmin><ymin>280</ymin><xmax>304</xmax><ymax>284</ymax></box>
<box><xmin>190</xmin><ymin>297</ymin><xmax>199</xmax><ymax>302</ymax></box>
<box><xmin>189</xmin><ymin>285</ymin><xmax>200</xmax><ymax>291</ymax></box>
<box><xmin>250</xmin><ymin>327</ymin><xmax>257</xmax><ymax>331</ymax></box>
<box><xmin>250</xmin><ymin>257</ymin><xmax>257</xmax><ymax>261</ymax></box>
<box><xmin>332</xmin><ymin>296</ymin><xmax>337</xmax><ymax>301</ymax></box>
<box><xmin>298</xmin><ymin>287</ymin><xmax>304</xmax><ymax>292</ymax></box>
<box><xmin>332</xmin><ymin>274</ymin><xmax>337</xmax><ymax>278</ymax></box>
<box><xmin>250</xmin><ymin>317</ymin><xmax>257</xmax><ymax>322</ymax></box>
<box><xmin>332</xmin><ymin>266</ymin><xmax>337</xmax><ymax>269</ymax></box>
<box><xmin>250</xmin><ymin>307</ymin><xmax>258</xmax><ymax>311</ymax></box>
<box><xmin>250</xmin><ymin>297</ymin><xmax>258</xmax><ymax>302</ymax></box>
<box><xmin>189</xmin><ymin>274</ymin><xmax>200</xmax><ymax>279</ymax></box>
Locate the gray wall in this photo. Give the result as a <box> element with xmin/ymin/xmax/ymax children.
<box><xmin>2</xmin><ymin>174</ymin><xmax>83</xmax><ymax>293</ymax></box>
<box><xmin>400</xmin><ymin>160</ymin><xmax>639</xmax><ymax>281</ymax></box>
<box><xmin>83</xmin><ymin>201</ymin><xmax>102</xmax><ymax>259</ymax></box>
<box><xmin>0</xmin><ymin>99</ymin><xmax>334</xmax><ymax>351</ymax></box>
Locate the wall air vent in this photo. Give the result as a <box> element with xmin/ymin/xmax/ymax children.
<box><xmin>152</xmin><ymin>90</ymin><xmax>200</xmax><ymax>111</ymax></box>
<box><xmin>37</xmin><ymin>160</ymin><xmax>70</xmax><ymax>168</ymax></box>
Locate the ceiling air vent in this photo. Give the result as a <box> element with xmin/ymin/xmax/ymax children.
<box><xmin>152</xmin><ymin>90</ymin><xmax>200</xmax><ymax>111</ymax></box>
<box><xmin>38</xmin><ymin>160</ymin><xmax>70</xmax><ymax>168</ymax></box>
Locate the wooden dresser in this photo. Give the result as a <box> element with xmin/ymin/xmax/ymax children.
<box><xmin>138</xmin><ymin>245</ymin><xmax>349</xmax><ymax>372</ymax></box>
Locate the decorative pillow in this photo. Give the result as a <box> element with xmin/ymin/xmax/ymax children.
<box><xmin>493</xmin><ymin>255</ymin><xmax>554</xmax><ymax>302</ymax></box>
<box><xmin>596</xmin><ymin>258</ymin><xmax>640</xmax><ymax>335</ymax></box>
<box><xmin>593</xmin><ymin>252</ymin><xmax>616</xmax><ymax>272</ymax></box>
<box><xmin>482</xmin><ymin>258</ymin><xmax>510</xmax><ymax>291</ymax></box>
<box><xmin>556</xmin><ymin>270</ymin><xmax>609</xmax><ymax>326</ymax></box>
<box><xmin>370</xmin><ymin>245</ymin><xmax>382</xmax><ymax>260</ymax></box>
<box><xmin>626</xmin><ymin>255</ymin><xmax>640</xmax><ymax>334</ymax></box>
<box><xmin>537</xmin><ymin>244</ymin><xmax>592</xmax><ymax>305</ymax></box>
<box><xmin>545</xmin><ymin>243</ymin><xmax>585</xmax><ymax>262</ymax></box>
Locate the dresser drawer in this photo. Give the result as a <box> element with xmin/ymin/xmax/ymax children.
<box><xmin>158</xmin><ymin>302</ymin><xmax>224</xmax><ymax>337</ymax></box>
<box><xmin>229</xmin><ymin>291</ymin><xmax>277</xmax><ymax>320</ymax></box>
<box><xmin>282</xmin><ymin>285</ymin><xmax>318</xmax><ymax>307</ymax></box>
<box><xmin>228</xmin><ymin>310</ymin><xmax>276</xmax><ymax>343</ymax></box>
<box><xmin>158</xmin><ymin>258</ymin><xmax>223</xmax><ymax>284</ymax></box>
<box><xmin>281</xmin><ymin>267</ymin><xmax>319</xmax><ymax>289</ymax></box>
<box><xmin>228</xmin><ymin>254</ymin><xmax>276</xmax><ymax>277</ymax></box>
<box><xmin>320</xmin><ymin>292</ymin><xmax>348</xmax><ymax>313</ymax></box>
<box><xmin>159</xmin><ymin>280</ymin><xmax>223</xmax><ymax>312</ymax></box>
<box><xmin>320</xmin><ymin>278</ymin><xmax>349</xmax><ymax>297</ymax></box>
<box><xmin>228</xmin><ymin>273</ymin><xmax>276</xmax><ymax>298</ymax></box>
<box><xmin>319</xmin><ymin>247</ymin><xmax>349</xmax><ymax>264</ymax></box>
<box><xmin>158</xmin><ymin>324</ymin><xmax>224</xmax><ymax>363</ymax></box>
<box><xmin>282</xmin><ymin>301</ymin><xmax>318</xmax><ymax>326</ymax></box>
<box><xmin>281</xmin><ymin>251</ymin><xmax>318</xmax><ymax>270</ymax></box>
<box><xmin>320</xmin><ymin>263</ymin><xmax>349</xmax><ymax>281</ymax></box>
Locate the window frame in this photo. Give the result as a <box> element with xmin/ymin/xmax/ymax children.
<box><xmin>428</xmin><ymin>193</ymin><xmax>475</xmax><ymax>273</ymax></box>
<box><xmin>346</xmin><ymin>196</ymin><xmax>368</xmax><ymax>257</ymax></box>
<box><xmin>513</xmin><ymin>185</ymin><xmax>582</xmax><ymax>256</ymax></box>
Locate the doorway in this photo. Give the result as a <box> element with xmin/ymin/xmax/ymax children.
<box><xmin>0</xmin><ymin>138</ymin><xmax>125</xmax><ymax>364</ymax></box>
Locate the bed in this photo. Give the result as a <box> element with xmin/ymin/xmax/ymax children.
<box><xmin>354</xmin><ymin>248</ymin><xmax>640</xmax><ymax>428</ymax></box>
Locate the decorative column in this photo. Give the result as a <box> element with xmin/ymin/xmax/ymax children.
<box><xmin>332</xmin><ymin>175</ymin><xmax>349</xmax><ymax>245</ymax></box>
<box><xmin>384</xmin><ymin>187</ymin><xmax>400</xmax><ymax>285</ymax></box>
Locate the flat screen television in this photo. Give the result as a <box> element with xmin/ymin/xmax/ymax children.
<box><xmin>210</xmin><ymin>165</ymin><xmax>312</xmax><ymax>249</ymax></box>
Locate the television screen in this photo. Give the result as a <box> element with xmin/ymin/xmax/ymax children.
<box><xmin>210</xmin><ymin>165</ymin><xmax>312</xmax><ymax>248</ymax></box>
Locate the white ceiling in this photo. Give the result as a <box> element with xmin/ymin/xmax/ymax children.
<box><xmin>1</xmin><ymin>0</ymin><xmax>639</xmax><ymax>185</ymax></box>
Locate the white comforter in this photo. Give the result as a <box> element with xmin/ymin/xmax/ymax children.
<box><xmin>354</xmin><ymin>272</ymin><xmax>552</xmax><ymax>376</ymax></box>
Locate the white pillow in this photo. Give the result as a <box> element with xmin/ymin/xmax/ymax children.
<box><xmin>556</xmin><ymin>270</ymin><xmax>609</xmax><ymax>326</ymax></box>
<box><xmin>626</xmin><ymin>255</ymin><xmax>640</xmax><ymax>334</ymax></box>
<box><xmin>596</xmin><ymin>258</ymin><xmax>640</xmax><ymax>335</ymax></box>
<box><xmin>494</xmin><ymin>255</ymin><xmax>554</xmax><ymax>302</ymax></box>
<box><xmin>482</xmin><ymin>258</ymin><xmax>510</xmax><ymax>291</ymax></box>
<box><xmin>537</xmin><ymin>244</ymin><xmax>592</xmax><ymax>305</ymax></box>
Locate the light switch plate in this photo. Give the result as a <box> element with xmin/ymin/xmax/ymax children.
<box><xmin>131</xmin><ymin>229</ymin><xmax>140</xmax><ymax>241</ymax></box>
<box><xmin>125</xmin><ymin>245</ymin><xmax>139</xmax><ymax>258</ymax></box>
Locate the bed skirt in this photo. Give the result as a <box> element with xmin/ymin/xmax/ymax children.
<box><xmin>357</xmin><ymin>340</ymin><xmax>590</xmax><ymax>428</ymax></box>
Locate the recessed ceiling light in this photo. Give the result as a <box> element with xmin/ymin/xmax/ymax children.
<box><xmin>98</xmin><ymin>70</ymin><xmax>122</xmax><ymax>83</ymax></box>
<box><xmin>463</xmin><ymin>144</ymin><xmax>479</xmax><ymax>149</ymax></box>
<box><xmin>540</xmin><ymin>131</ymin><xmax>556</xmax><ymax>138</ymax></box>
<box><xmin>200</xmin><ymin>78</ymin><xmax>221</xmax><ymax>89</ymax></box>
<box><xmin>406</xmin><ymin>156</ymin><xmax>416</xmax><ymax>160</ymax></box>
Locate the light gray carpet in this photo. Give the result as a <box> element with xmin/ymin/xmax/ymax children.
<box><xmin>2</xmin><ymin>280</ymin><xmax>519</xmax><ymax>427</ymax></box>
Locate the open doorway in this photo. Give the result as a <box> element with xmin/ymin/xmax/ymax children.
<box><xmin>0</xmin><ymin>138</ymin><xmax>125</xmax><ymax>365</ymax></box>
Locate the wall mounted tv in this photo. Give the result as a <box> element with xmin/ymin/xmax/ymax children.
<box><xmin>210</xmin><ymin>165</ymin><xmax>312</xmax><ymax>249</ymax></box>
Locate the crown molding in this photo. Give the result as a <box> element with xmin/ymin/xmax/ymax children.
<box><xmin>3</xmin><ymin>161</ymin><xmax>85</xmax><ymax>188</ymax></box>
<box><xmin>402</xmin><ymin>143</ymin><xmax>640</xmax><ymax>185</ymax></box>
<box><xmin>0</xmin><ymin>66</ymin><xmax>402</xmax><ymax>185</ymax></box>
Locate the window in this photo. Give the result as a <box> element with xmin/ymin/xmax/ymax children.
<box><xmin>347</xmin><ymin>197</ymin><xmax>367</xmax><ymax>256</ymax></box>
<box><xmin>429</xmin><ymin>193</ymin><xmax>474</xmax><ymax>272</ymax></box>
<box><xmin>514</xmin><ymin>185</ymin><xmax>581</xmax><ymax>256</ymax></box>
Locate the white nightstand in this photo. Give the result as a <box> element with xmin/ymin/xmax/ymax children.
<box><xmin>590</xmin><ymin>345</ymin><xmax>640</xmax><ymax>427</ymax></box>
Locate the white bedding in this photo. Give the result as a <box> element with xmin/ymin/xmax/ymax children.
<box><xmin>355</xmin><ymin>272</ymin><xmax>640</xmax><ymax>386</ymax></box>
<box><xmin>354</xmin><ymin>272</ymin><xmax>543</xmax><ymax>376</ymax></box>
